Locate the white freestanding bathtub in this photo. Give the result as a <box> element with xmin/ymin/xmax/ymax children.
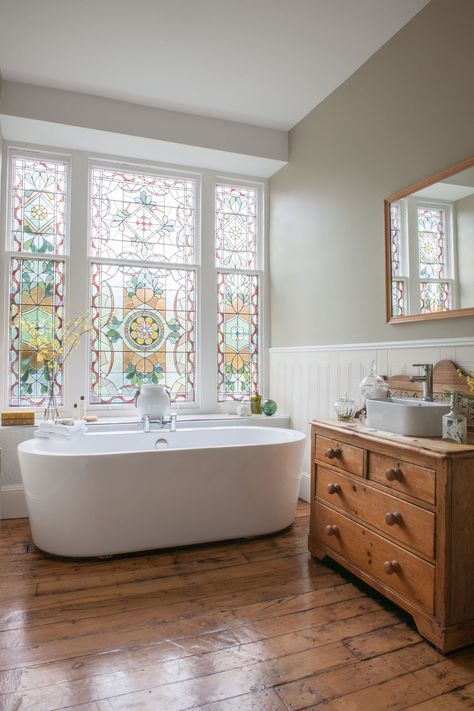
<box><xmin>18</xmin><ymin>426</ymin><xmax>305</xmax><ymax>557</ymax></box>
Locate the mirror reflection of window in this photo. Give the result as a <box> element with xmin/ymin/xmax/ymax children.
<box><xmin>386</xmin><ymin>159</ymin><xmax>474</xmax><ymax>322</ymax></box>
<box><xmin>390</xmin><ymin>202</ymin><xmax>407</xmax><ymax>317</ymax></box>
<box><xmin>390</xmin><ymin>198</ymin><xmax>457</xmax><ymax>317</ymax></box>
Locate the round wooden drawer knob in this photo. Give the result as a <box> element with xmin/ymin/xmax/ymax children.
<box><xmin>384</xmin><ymin>512</ymin><xmax>402</xmax><ymax>526</ymax></box>
<box><xmin>327</xmin><ymin>483</ymin><xmax>341</xmax><ymax>495</ymax></box>
<box><xmin>385</xmin><ymin>466</ymin><xmax>401</xmax><ymax>481</ymax></box>
<box><xmin>325</xmin><ymin>447</ymin><xmax>342</xmax><ymax>459</ymax></box>
<box><xmin>383</xmin><ymin>560</ymin><xmax>400</xmax><ymax>575</ymax></box>
<box><xmin>325</xmin><ymin>524</ymin><xmax>339</xmax><ymax>536</ymax></box>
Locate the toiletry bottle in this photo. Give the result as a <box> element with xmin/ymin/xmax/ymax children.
<box><xmin>79</xmin><ymin>395</ymin><xmax>86</xmax><ymax>419</ymax></box>
<box><xmin>442</xmin><ymin>393</ymin><xmax>467</xmax><ymax>444</ymax></box>
<box><xmin>250</xmin><ymin>391</ymin><xmax>262</xmax><ymax>414</ymax></box>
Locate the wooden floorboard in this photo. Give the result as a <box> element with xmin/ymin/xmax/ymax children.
<box><xmin>0</xmin><ymin>501</ymin><xmax>473</xmax><ymax>710</ymax></box>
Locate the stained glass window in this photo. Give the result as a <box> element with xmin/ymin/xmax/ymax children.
<box><xmin>90</xmin><ymin>264</ymin><xmax>195</xmax><ymax>404</ymax></box>
<box><xmin>8</xmin><ymin>153</ymin><xmax>68</xmax><ymax>408</ymax></box>
<box><xmin>217</xmin><ymin>272</ymin><xmax>258</xmax><ymax>401</ymax></box>
<box><xmin>392</xmin><ymin>280</ymin><xmax>406</xmax><ymax>318</ymax></box>
<box><xmin>89</xmin><ymin>165</ymin><xmax>197</xmax><ymax>405</ymax></box>
<box><xmin>390</xmin><ymin>203</ymin><xmax>401</xmax><ymax>277</ymax></box>
<box><xmin>418</xmin><ymin>207</ymin><xmax>446</xmax><ymax>279</ymax></box>
<box><xmin>216</xmin><ymin>184</ymin><xmax>257</xmax><ymax>269</ymax></box>
<box><xmin>10</xmin><ymin>156</ymin><xmax>67</xmax><ymax>255</ymax></box>
<box><xmin>9</xmin><ymin>258</ymin><xmax>65</xmax><ymax>407</ymax></box>
<box><xmin>420</xmin><ymin>281</ymin><xmax>450</xmax><ymax>314</ymax></box>
<box><xmin>215</xmin><ymin>182</ymin><xmax>260</xmax><ymax>402</ymax></box>
<box><xmin>90</xmin><ymin>167</ymin><xmax>195</xmax><ymax>263</ymax></box>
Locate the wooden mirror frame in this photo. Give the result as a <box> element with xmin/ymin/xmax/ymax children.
<box><xmin>385</xmin><ymin>155</ymin><xmax>474</xmax><ymax>324</ymax></box>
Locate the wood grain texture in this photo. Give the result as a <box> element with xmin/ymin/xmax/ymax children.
<box><xmin>316</xmin><ymin>465</ymin><xmax>435</xmax><ymax>558</ymax></box>
<box><xmin>311</xmin><ymin>420</ymin><xmax>474</xmax><ymax>653</ymax></box>
<box><xmin>0</xmin><ymin>503</ymin><xmax>473</xmax><ymax>710</ymax></box>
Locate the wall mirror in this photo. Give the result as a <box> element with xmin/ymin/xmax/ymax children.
<box><xmin>385</xmin><ymin>156</ymin><xmax>474</xmax><ymax>323</ymax></box>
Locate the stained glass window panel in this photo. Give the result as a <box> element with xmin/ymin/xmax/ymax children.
<box><xmin>217</xmin><ymin>272</ymin><xmax>258</xmax><ymax>401</ymax></box>
<box><xmin>420</xmin><ymin>281</ymin><xmax>450</xmax><ymax>314</ymax></box>
<box><xmin>90</xmin><ymin>264</ymin><xmax>195</xmax><ymax>404</ymax></box>
<box><xmin>390</xmin><ymin>203</ymin><xmax>401</xmax><ymax>277</ymax></box>
<box><xmin>418</xmin><ymin>207</ymin><xmax>446</xmax><ymax>279</ymax></box>
<box><xmin>10</xmin><ymin>156</ymin><xmax>67</xmax><ymax>254</ymax></box>
<box><xmin>90</xmin><ymin>168</ymin><xmax>195</xmax><ymax>263</ymax></box>
<box><xmin>9</xmin><ymin>258</ymin><xmax>65</xmax><ymax>407</ymax></box>
<box><xmin>391</xmin><ymin>279</ymin><xmax>406</xmax><ymax>317</ymax></box>
<box><xmin>216</xmin><ymin>184</ymin><xmax>257</xmax><ymax>269</ymax></box>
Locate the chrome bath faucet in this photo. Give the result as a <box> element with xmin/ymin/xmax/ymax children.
<box><xmin>410</xmin><ymin>363</ymin><xmax>434</xmax><ymax>401</ymax></box>
<box><xmin>143</xmin><ymin>413</ymin><xmax>177</xmax><ymax>433</ymax></box>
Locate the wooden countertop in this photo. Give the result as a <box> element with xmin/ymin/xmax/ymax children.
<box><xmin>311</xmin><ymin>417</ymin><xmax>474</xmax><ymax>456</ymax></box>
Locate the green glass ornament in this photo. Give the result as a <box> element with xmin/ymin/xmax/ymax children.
<box><xmin>262</xmin><ymin>399</ymin><xmax>277</xmax><ymax>416</ymax></box>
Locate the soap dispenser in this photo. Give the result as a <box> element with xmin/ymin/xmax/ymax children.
<box><xmin>359</xmin><ymin>360</ymin><xmax>389</xmax><ymax>404</ymax></box>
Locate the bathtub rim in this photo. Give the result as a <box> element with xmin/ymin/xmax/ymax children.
<box><xmin>18</xmin><ymin>425</ymin><xmax>306</xmax><ymax>458</ymax></box>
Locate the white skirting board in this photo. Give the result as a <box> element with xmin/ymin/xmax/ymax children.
<box><xmin>1</xmin><ymin>486</ymin><xmax>28</xmax><ymax>519</ymax></box>
<box><xmin>299</xmin><ymin>472</ymin><xmax>311</xmax><ymax>502</ymax></box>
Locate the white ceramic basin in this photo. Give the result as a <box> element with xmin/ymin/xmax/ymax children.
<box><xmin>365</xmin><ymin>397</ymin><xmax>450</xmax><ymax>437</ymax></box>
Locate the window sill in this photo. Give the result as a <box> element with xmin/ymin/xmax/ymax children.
<box><xmin>0</xmin><ymin>413</ymin><xmax>289</xmax><ymax>432</ymax></box>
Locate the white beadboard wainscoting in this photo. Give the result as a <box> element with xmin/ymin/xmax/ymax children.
<box><xmin>269</xmin><ymin>337</ymin><xmax>474</xmax><ymax>501</ymax></box>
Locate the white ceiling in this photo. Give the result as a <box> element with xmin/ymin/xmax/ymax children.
<box><xmin>0</xmin><ymin>0</ymin><xmax>429</xmax><ymax>130</ymax></box>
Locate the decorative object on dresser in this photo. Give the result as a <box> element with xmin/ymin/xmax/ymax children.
<box><xmin>309</xmin><ymin>418</ymin><xmax>474</xmax><ymax>652</ymax></box>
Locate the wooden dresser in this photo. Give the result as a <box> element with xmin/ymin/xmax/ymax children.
<box><xmin>309</xmin><ymin>418</ymin><xmax>474</xmax><ymax>652</ymax></box>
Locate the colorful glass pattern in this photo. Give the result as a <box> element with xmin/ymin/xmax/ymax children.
<box><xmin>10</xmin><ymin>156</ymin><xmax>67</xmax><ymax>255</ymax></box>
<box><xmin>90</xmin><ymin>263</ymin><xmax>195</xmax><ymax>404</ymax></box>
<box><xmin>390</xmin><ymin>203</ymin><xmax>401</xmax><ymax>277</ymax></box>
<box><xmin>420</xmin><ymin>281</ymin><xmax>450</xmax><ymax>313</ymax></box>
<box><xmin>217</xmin><ymin>272</ymin><xmax>258</xmax><ymax>401</ymax></box>
<box><xmin>215</xmin><ymin>184</ymin><xmax>257</xmax><ymax>269</ymax></box>
<box><xmin>418</xmin><ymin>207</ymin><xmax>446</xmax><ymax>279</ymax></box>
<box><xmin>391</xmin><ymin>279</ymin><xmax>406</xmax><ymax>317</ymax></box>
<box><xmin>9</xmin><ymin>258</ymin><xmax>65</xmax><ymax>406</ymax></box>
<box><xmin>90</xmin><ymin>168</ymin><xmax>195</xmax><ymax>263</ymax></box>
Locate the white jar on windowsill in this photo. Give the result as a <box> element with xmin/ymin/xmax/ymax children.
<box><xmin>136</xmin><ymin>385</ymin><xmax>171</xmax><ymax>419</ymax></box>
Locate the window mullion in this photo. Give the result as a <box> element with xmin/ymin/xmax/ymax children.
<box><xmin>199</xmin><ymin>171</ymin><xmax>218</xmax><ymax>412</ymax></box>
<box><xmin>64</xmin><ymin>151</ymin><xmax>90</xmax><ymax>414</ymax></box>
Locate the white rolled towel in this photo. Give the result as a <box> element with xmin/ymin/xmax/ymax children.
<box><xmin>37</xmin><ymin>420</ymin><xmax>87</xmax><ymax>439</ymax></box>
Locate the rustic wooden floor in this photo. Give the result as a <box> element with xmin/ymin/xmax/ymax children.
<box><xmin>1</xmin><ymin>502</ymin><xmax>473</xmax><ymax>710</ymax></box>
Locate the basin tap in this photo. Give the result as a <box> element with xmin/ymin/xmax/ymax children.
<box><xmin>143</xmin><ymin>413</ymin><xmax>177</xmax><ymax>433</ymax></box>
<box><xmin>410</xmin><ymin>363</ymin><xmax>434</xmax><ymax>401</ymax></box>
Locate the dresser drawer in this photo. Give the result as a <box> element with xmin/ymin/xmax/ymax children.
<box><xmin>315</xmin><ymin>466</ymin><xmax>435</xmax><ymax>558</ymax></box>
<box><xmin>315</xmin><ymin>435</ymin><xmax>365</xmax><ymax>476</ymax></box>
<box><xmin>368</xmin><ymin>452</ymin><xmax>435</xmax><ymax>505</ymax></box>
<box><xmin>312</xmin><ymin>502</ymin><xmax>435</xmax><ymax>613</ymax></box>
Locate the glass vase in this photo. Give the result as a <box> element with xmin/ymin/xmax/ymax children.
<box><xmin>43</xmin><ymin>379</ymin><xmax>59</xmax><ymax>421</ymax></box>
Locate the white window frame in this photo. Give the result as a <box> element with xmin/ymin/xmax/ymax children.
<box><xmin>1</xmin><ymin>142</ymin><xmax>267</xmax><ymax>417</ymax></box>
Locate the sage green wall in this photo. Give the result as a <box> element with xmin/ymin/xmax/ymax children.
<box><xmin>270</xmin><ymin>0</ymin><xmax>474</xmax><ymax>346</ymax></box>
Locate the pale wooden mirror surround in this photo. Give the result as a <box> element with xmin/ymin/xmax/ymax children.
<box><xmin>385</xmin><ymin>156</ymin><xmax>474</xmax><ymax>323</ymax></box>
